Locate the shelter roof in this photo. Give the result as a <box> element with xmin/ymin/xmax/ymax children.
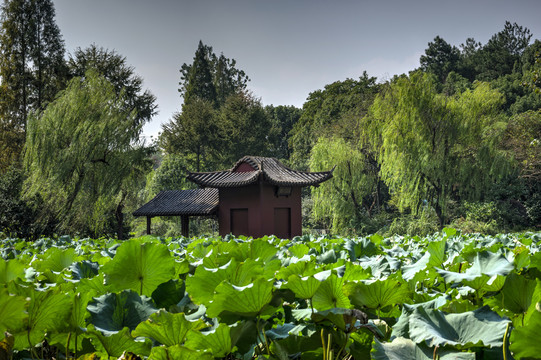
<box><xmin>133</xmin><ymin>188</ymin><xmax>218</xmax><ymax>217</ymax></box>
<box><xmin>187</xmin><ymin>156</ymin><xmax>334</xmax><ymax>188</ymax></box>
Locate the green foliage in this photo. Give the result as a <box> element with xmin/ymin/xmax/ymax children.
<box><xmin>102</xmin><ymin>240</ymin><xmax>175</xmax><ymax>296</ymax></box>
<box><xmin>1</xmin><ymin>231</ymin><xmax>541</xmax><ymax>359</ymax></box>
<box><xmin>0</xmin><ymin>166</ymin><xmax>37</xmax><ymax>238</ymax></box>
<box><xmin>368</xmin><ymin>71</ymin><xmax>509</xmax><ymax>227</ymax></box>
<box><xmin>0</xmin><ymin>0</ymin><xmax>66</xmax><ymax>171</ymax></box>
<box><xmin>24</xmin><ymin>70</ymin><xmax>153</xmax><ymax>238</ymax></box>
<box><xmin>179</xmin><ymin>40</ymin><xmax>249</xmax><ymax>107</ymax></box>
<box><xmin>149</xmin><ymin>154</ymin><xmax>193</xmax><ymax>193</ymax></box>
<box><xmin>290</xmin><ymin>72</ymin><xmax>380</xmax><ymax>168</ymax></box>
<box><xmin>68</xmin><ymin>44</ymin><xmax>158</xmax><ymax>128</ymax></box>
<box><xmin>510</xmin><ymin>306</ymin><xmax>541</xmax><ymax>359</ymax></box>
<box><xmin>133</xmin><ymin>310</ymin><xmax>207</xmax><ymax>347</ymax></box>
<box><xmin>87</xmin><ymin>290</ymin><xmax>157</xmax><ymax>334</ymax></box>
<box><xmin>420</xmin><ymin>36</ymin><xmax>460</xmax><ymax>82</ymax></box>
<box><xmin>265</xmin><ymin>105</ymin><xmax>303</xmax><ymax>160</ymax></box>
<box><xmin>309</xmin><ymin>136</ymin><xmax>381</xmax><ymax>234</ymax></box>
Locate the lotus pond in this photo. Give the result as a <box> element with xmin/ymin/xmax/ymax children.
<box><xmin>1</xmin><ymin>229</ymin><xmax>541</xmax><ymax>359</ymax></box>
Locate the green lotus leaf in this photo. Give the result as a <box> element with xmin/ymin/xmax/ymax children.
<box><xmin>227</xmin><ymin>239</ymin><xmax>278</xmax><ymax>264</ymax></box>
<box><xmin>69</xmin><ymin>260</ymin><xmax>99</xmax><ymax>280</ymax></box>
<box><xmin>342</xmin><ymin>262</ymin><xmax>371</xmax><ymax>282</ymax></box>
<box><xmin>151</xmin><ymin>279</ymin><xmax>185</xmax><ymax>310</ymax></box>
<box><xmin>132</xmin><ymin>310</ymin><xmax>207</xmax><ymax>346</ymax></box>
<box><xmin>402</xmin><ymin>252</ymin><xmax>431</xmax><ymax>281</ymax></box>
<box><xmin>186</xmin><ymin>259</ymin><xmax>270</xmax><ymax>307</ymax></box>
<box><xmin>510</xmin><ymin>306</ymin><xmax>541</xmax><ymax>359</ymax></box>
<box><xmin>206</xmin><ymin>277</ymin><xmax>274</xmax><ymax>318</ymax></box>
<box><xmin>311</xmin><ymin>308</ymin><xmax>369</xmax><ymax>333</ymax></box>
<box><xmin>345</xmin><ymin>238</ymin><xmax>380</xmax><ymax>260</ymax></box>
<box><xmin>283</xmin><ymin>274</ymin><xmax>320</xmax><ymax>300</ymax></box>
<box><xmin>34</xmin><ymin>247</ymin><xmax>79</xmax><ymax>272</ymax></box>
<box><xmin>185</xmin><ymin>260</ymin><xmax>235</xmax><ymax>306</ymax></box>
<box><xmin>87</xmin><ymin>325</ymin><xmax>151</xmax><ymax>358</ymax></box>
<box><xmin>0</xmin><ymin>259</ymin><xmax>26</xmax><ymax>284</ymax></box>
<box><xmin>102</xmin><ymin>240</ymin><xmax>175</xmax><ymax>296</ymax></box>
<box><xmin>485</xmin><ymin>272</ymin><xmax>537</xmax><ymax>317</ymax></box>
<box><xmin>360</xmin><ymin>255</ymin><xmax>401</xmax><ymax>279</ymax></box>
<box><xmin>12</xmin><ymin>289</ymin><xmax>72</xmax><ymax>350</ymax></box>
<box><xmin>0</xmin><ymin>289</ymin><xmax>27</xmax><ymax>338</ymax></box>
<box><xmin>77</xmin><ymin>273</ymin><xmax>107</xmax><ymax>295</ymax></box>
<box><xmin>436</xmin><ymin>250</ymin><xmax>514</xmax><ymax>285</ymax></box>
<box><xmin>276</xmin><ymin>260</ymin><xmax>317</xmax><ymax>280</ymax></box>
<box><xmin>48</xmin><ymin>291</ymin><xmax>94</xmax><ymax>354</ymax></box>
<box><xmin>372</xmin><ymin>337</ymin><xmax>476</xmax><ymax>360</ymax></box>
<box><xmin>229</xmin><ymin>319</ymin><xmax>258</xmax><ymax>354</ymax></box>
<box><xmin>345</xmin><ymin>278</ymin><xmax>410</xmax><ymax>311</ymax></box>
<box><xmin>395</xmin><ymin>305</ymin><xmax>509</xmax><ymax>350</ymax></box>
<box><xmin>288</xmin><ymin>243</ymin><xmax>310</xmax><ymax>258</ymax></box>
<box><xmin>87</xmin><ymin>290</ymin><xmax>157</xmax><ymax>334</ymax></box>
<box><xmin>149</xmin><ymin>344</ymin><xmax>213</xmax><ymax>360</ymax></box>
<box><xmin>312</xmin><ymin>274</ymin><xmax>350</xmax><ymax>311</ymax></box>
<box><xmin>184</xmin><ymin>322</ymin><xmax>235</xmax><ymax>357</ymax></box>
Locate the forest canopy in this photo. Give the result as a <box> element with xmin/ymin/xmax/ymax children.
<box><xmin>0</xmin><ymin>0</ymin><xmax>539</xmax><ymax>238</ymax></box>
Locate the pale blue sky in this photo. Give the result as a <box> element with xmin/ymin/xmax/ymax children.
<box><xmin>53</xmin><ymin>0</ymin><xmax>541</xmax><ymax>139</ymax></box>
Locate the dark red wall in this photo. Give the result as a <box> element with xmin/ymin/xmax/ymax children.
<box><xmin>218</xmin><ymin>183</ymin><xmax>302</xmax><ymax>238</ymax></box>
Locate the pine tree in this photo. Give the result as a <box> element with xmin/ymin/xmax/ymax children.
<box><xmin>0</xmin><ymin>0</ymin><xmax>66</xmax><ymax>171</ymax></box>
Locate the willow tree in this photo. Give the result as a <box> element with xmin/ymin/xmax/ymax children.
<box><xmin>309</xmin><ymin>136</ymin><xmax>382</xmax><ymax>234</ymax></box>
<box><xmin>24</xmin><ymin>70</ymin><xmax>152</xmax><ymax>238</ymax></box>
<box><xmin>368</xmin><ymin>72</ymin><xmax>510</xmax><ymax>227</ymax></box>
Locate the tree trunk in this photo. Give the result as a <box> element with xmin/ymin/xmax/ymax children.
<box><xmin>434</xmin><ymin>201</ymin><xmax>445</xmax><ymax>229</ymax></box>
<box><xmin>115</xmin><ymin>201</ymin><xmax>124</xmax><ymax>240</ymax></box>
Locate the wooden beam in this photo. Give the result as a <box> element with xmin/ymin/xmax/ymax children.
<box><xmin>146</xmin><ymin>216</ymin><xmax>151</xmax><ymax>235</ymax></box>
<box><xmin>181</xmin><ymin>215</ymin><xmax>189</xmax><ymax>238</ymax></box>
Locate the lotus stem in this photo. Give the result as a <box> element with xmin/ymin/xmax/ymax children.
<box><xmin>321</xmin><ymin>329</ymin><xmax>326</xmax><ymax>360</ymax></box>
<box><xmin>503</xmin><ymin>322</ymin><xmax>511</xmax><ymax>360</ymax></box>
<box><xmin>66</xmin><ymin>332</ymin><xmax>71</xmax><ymax>360</ymax></box>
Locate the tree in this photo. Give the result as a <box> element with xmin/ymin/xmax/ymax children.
<box><xmin>368</xmin><ymin>72</ymin><xmax>509</xmax><ymax>227</ymax></box>
<box><xmin>68</xmin><ymin>44</ymin><xmax>157</xmax><ymax>129</ymax></box>
<box><xmin>265</xmin><ymin>105</ymin><xmax>302</xmax><ymax>160</ymax></box>
<box><xmin>503</xmin><ymin>110</ymin><xmax>541</xmax><ymax>183</ymax></box>
<box><xmin>0</xmin><ymin>0</ymin><xmax>66</xmax><ymax>171</ymax></box>
<box><xmin>162</xmin><ymin>41</ymin><xmax>253</xmax><ymax>170</ymax></box>
<box><xmin>218</xmin><ymin>92</ymin><xmax>276</xmax><ymax>166</ymax></box>
<box><xmin>179</xmin><ymin>40</ymin><xmax>249</xmax><ymax>107</ymax></box>
<box><xmin>289</xmin><ymin>72</ymin><xmax>380</xmax><ymax>168</ymax></box>
<box><xmin>309</xmin><ymin>136</ymin><xmax>382</xmax><ymax>234</ymax></box>
<box><xmin>24</xmin><ymin>70</ymin><xmax>153</xmax><ymax>238</ymax></box>
<box><xmin>420</xmin><ymin>36</ymin><xmax>460</xmax><ymax>83</ymax></box>
<box><xmin>475</xmin><ymin>22</ymin><xmax>532</xmax><ymax>81</ymax></box>
<box><xmin>160</xmin><ymin>98</ymin><xmax>219</xmax><ymax>172</ymax></box>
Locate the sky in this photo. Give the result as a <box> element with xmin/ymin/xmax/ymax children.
<box><xmin>52</xmin><ymin>0</ymin><xmax>541</xmax><ymax>139</ymax></box>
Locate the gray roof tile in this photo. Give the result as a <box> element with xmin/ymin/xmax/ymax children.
<box><xmin>133</xmin><ymin>188</ymin><xmax>218</xmax><ymax>217</ymax></box>
<box><xmin>187</xmin><ymin>156</ymin><xmax>333</xmax><ymax>188</ymax></box>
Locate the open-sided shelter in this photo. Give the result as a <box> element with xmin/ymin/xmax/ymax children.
<box><xmin>134</xmin><ymin>156</ymin><xmax>334</xmax><ymax>238</ymax></box>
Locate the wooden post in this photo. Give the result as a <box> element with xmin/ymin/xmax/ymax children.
<box><xmin>181</xmin><ymin>215</ymin><xmax>189</xmax><ymax>238</ymax></box>
<box><xmin>146</xmin><ymin>216</ymin><xmax>151</xmax><ymax>235</ymax></box>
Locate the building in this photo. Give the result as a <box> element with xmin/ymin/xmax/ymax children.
<box><xmin>133</xmin><ymin>156</ymin><xmax>334</xmax><ymax>238</ymax></box>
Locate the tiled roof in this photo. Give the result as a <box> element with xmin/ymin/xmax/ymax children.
<box><xmin>187</xmin><ymin>156</ymin><xmax>334</xmax><ymax>188</ymax></box>
<box><xmin>133</xmin><ymin>188</ymin><xmax>218</xmax><ymax>217</ymax></box>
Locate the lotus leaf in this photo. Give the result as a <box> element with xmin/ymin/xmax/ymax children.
<box><xmin>132</xmin><ymin>310</ymin><xmax>207</xmax><ymax>347</ymax></box>
<box><xmin>372</xmin><ymin>337</ymin><xmax>476</xmax><ymax>359</ymax></box>
<box><xmin>87</xmin><ymin>290</ymin><xmax>157</xmax><ymax>334</ymax></box>
<box><xmin>206</xmin><ymin>277</ymin><xmax>274</xmax><ymax>318</ymax></box>
<box><xmin>184</xmin><ymin>322</ymin><xmax>235</xmax><ymax>357</ymax></box>
<box><xmin>87</xmin><ymin>325</ymin><xmax>151</xmax><ymax>358</ymax></box>
<box><xmin>102</xmin><ymin>240</ymin><xmax>175</xmax><ymax>296</ymax></box>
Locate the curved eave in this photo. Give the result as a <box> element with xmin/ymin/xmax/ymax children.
<box><xmin>263</xmin><ymin>169</ymin><xmax>334</xmax><ymax>187</ymax></box>
<box><xmin>187</xmin><ymin>170</ymin><xmax>261</xmax><ymax>188</ymax></box>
